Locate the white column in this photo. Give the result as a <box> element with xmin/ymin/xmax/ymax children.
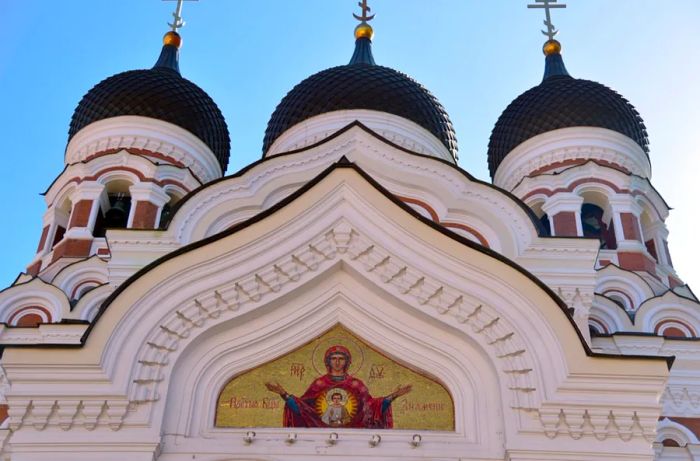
<box><xmin>542</xmin><ymin>193</ymin><xmax>584</xmax><ymax>236</ymax></box>
<box><xmin>64</xmin><ymin>182</ymin><xmax>105</xmax><ymax>239</ymax></box>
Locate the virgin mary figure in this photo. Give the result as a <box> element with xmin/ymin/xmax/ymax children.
<box><xmin>265</xmin><ymin>345</ymin><xmax>411</xmax><ymax>428</ymax></box>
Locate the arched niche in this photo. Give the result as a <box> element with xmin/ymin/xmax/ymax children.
<box><xmin>157</xmin><ymin>279</ymin><xmax>502</xmax><ymax>459</ymax></box>
<box><xmin>214</xmin><ymin>323</ymin><xmax>455</xmax><ymax>431</ymax></box>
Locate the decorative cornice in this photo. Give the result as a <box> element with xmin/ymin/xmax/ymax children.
<box><xmin>495</xmin><ymin>127</ymin><xmax>652</xmax><ymax>192</ymax></box>
<box><xmin>65</xmin><ymin>116</ymin><xmax>222</xmax><ymax>184</ymax></box>
<box><xmin>130</xmin><ymin>222</ymin><xmax>538</xmax><ymax>415</ymax></box>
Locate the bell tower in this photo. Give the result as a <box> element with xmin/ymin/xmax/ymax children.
<box><xmin>489</xmin><ymin>1</ymin><xmax>679</xmax><ymax>293</ymax></box>
<box><xmin>26</xmin><ymin>1</ymin><xmax>230</xmax><ymax>279</ymax></box>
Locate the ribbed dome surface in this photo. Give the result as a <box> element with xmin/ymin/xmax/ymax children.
<box><xmin>488</xmin><ymin>74</ymin><xmax>649</xmax><ymax>176</ymax></box>
<box><xmin>69</xmin><ymin>65</ymin><xmax>230</xmax><ymax>172</ymax></box>
<box><xmin>263</xmin><ymin>62</ymin><xmax>457</xmax><ymax>157</ymax></box>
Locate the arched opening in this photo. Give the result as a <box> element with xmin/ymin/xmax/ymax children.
<box><xmin>588</xmin><ymin>317</ymin><xmax>609</xmax><ymax>336</ymax></box>
<box><xmin>51</xmin><ymin>198</ymin><xmax>72</xmax><ymax>249</ymax></box>
<box><xmin>605</xmin><ymin>291</ymin><xmax>633</xmax><ymax>311</ymax></box>
<box><xmin>93</xmin><ymin>180</ymin><xmax>133</xmax><ymax>237</ymax></box>
<box><xmin>528</xmin><ymin>200</ymin><xmax>551</xmax><ymax>236</ymax></box>
<box><xmin>581</xmin><ymin>204</ymin><xmax>616</xmax><ymax>249</ymax></box>
<box><xmin>578</xmin><ymin>191</ymin><xmax>616</xmax><ymax>249</ymax></box>
<box><xmin>159</xmin><ymin>191</ymin><xmax>183</xmax><ymax>228</ymax></box>
<box><xmin>639</xmin><ymin>209</ymin><xmax>658</xmax><ymax>262</ymax></box>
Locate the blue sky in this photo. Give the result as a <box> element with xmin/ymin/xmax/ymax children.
<box><xmin>0</xmin><ymin>1</ymin><xmax>698</xmax><ymax>290</ymax></box>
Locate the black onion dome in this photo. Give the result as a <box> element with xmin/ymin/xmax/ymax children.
<box><xmin>263</xmin><ymin>37</ymin><xmax>457</xmax><ymax>158</ymax></box>
<box><xmin>68</xmin><ymin>41</ymin><xmax>230</xmax><ymax>172</ymax></box>
<box><xmin>488</xmin><ymin>51</ymin><xmax>648</xmax><ymax>177</ymax></box>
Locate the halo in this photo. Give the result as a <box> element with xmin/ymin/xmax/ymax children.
<box><xmin>325</xmin><ymin>388</ymin><xmax>349</xmax><ymax>405</ymax></box>
<box><xmin>315</xmin><ymin>388</ymin><xmax>358</xmax><ymax>420</ymax></box>
<box><xmin>311</xmin><ymin>335</ymin><xmax>365</xmax><ymax>376</ymax></box>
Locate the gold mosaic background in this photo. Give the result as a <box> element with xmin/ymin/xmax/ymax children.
<box><xmin>215</xmin><ymin>324</ymin><xmax>455</xmax><ymax>430</ymax></box>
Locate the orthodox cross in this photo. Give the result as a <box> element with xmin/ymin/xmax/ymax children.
<box><xmin>163</xmin><ymin>0</ymin><xmax>198</xmax><ymax>32</ymax></box>
<box><xmin>527</xmin><ymin>0</ymin><xmax>567</xmax><ymax>41</ymax></box>
<box><xmin>353</xmin><ymin>0</ymin><xmax>375</xmax><ymax>23</ymax></box>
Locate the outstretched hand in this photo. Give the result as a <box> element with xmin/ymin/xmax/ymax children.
<box><xmin>390</xmin><ymin>384</ymin><xmax>412</xmax><ymax>400</ymax></box>
<box><xmin>265</xmin><ymin>381</ymin><xmax>288</xmax><ymax>397</ymax></box>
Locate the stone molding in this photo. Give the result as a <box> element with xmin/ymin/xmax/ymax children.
<box><xmin>494</xmin><ymin>127</ymin><xmax>651</xmax><ymax>192</ymax></box>
<box><xmin>266</xmin><ymin>110</ymin><xmax>455</xmax><ymax>162</ymax></box>
<box><xmin>65</xmin><ymin>116</ymin><xmax>222</xmax><ymax>184</ymax></box>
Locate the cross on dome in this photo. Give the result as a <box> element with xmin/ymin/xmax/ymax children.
<box><xmin>164</xmin><ymin>0</ymin><xmax>198</xmax><ymax>32</ymax></box>
<box><xmin>527</xmin><ymin>0</ymin><xmax>566</xmax><ymax>42</ymax></box>
<box><xmin>353</xmin><ymin>0</ymin><xmax>375</xmax><ymax>23</ymax></box>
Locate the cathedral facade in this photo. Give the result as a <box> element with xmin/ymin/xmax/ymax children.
<box><xmin>0</xmin><ymin>3</ymin><xmax>698</xmax><ymax>460</ymax></box>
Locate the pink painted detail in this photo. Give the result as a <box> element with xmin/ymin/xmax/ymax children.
<box><xmin>528</xmin><ymin>159</ymin><xmax>632</xmax><ymax>176</ymax></box>
<box><xmin>83</xmin><ymin>148</ymin><xmax>187</xmax><ymax>169</ymax></box>
<box><xmin>36</xmin><ymin>225</ymin><xmax>50</xmax><ymax>253</ymax></box>
<box><xmin>654</xmin><ymin>319</ymin><xmax>696</xmax><ymax>338</ymax></box>
<box><xmin>131</xmin><ymin>201</ymin><xmax>159</xmax><ymax>229</ymax></box>
<box><xmin>552</xmin><ymin>212</ymin><xmax>578</xmax><ymax>236</ymax></box>
<box><xmin>7</xmin><ymin>305</ymin><xmax>52</xmax><ymax>326</ymax></box>
<box><xmin>68</xmin><ymin>199</ymin><xmax>94</xmax><ymax>228</ymax></box>
<box><xmin>441</xmin><ymin>222</ymin><xmax>490</xmax><ymax>248</ymax></box>
<box><xmin>619</xmin><ymin>213</ymin><xmax>641</xmax><ymax>242</ymax></box>
<box><xmin>57</xmin><ymin>166</ymin><xmax>190</xmax><ymax>200</ymax></box>
<box><xmin>394</xmin><ymin>195</ymin><xmax>491</xmax><ymax>248</ymax></box>
<box><xmin>669</xmin><ymin>276</ymin><xmax>684</xmax><ymax>289</ymax></box>
<box><xmin>521</xmin><ymin>179</ymin><xmax>665</xmax><ymax>221</ymax></box>
<box><xmin>69</xmin><ymin>279</ymin><xmax>103</xmax><ymax>299</ymax></box>
<box><xmin>617</xmin><ymin>251</ymin><xmax>656</xmax><ymax>275</ymax></box>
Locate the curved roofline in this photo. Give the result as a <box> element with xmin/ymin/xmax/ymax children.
<box><xmin>488</xmin><ymin>76</ymin><xmax>649</xmax><ymax>177</ymax></box>
<box><xmin>164</xmin><ymin>121</ymin><xmax>554</xmax><ymax>239</ymax></box>
<box><xmin>262</xmin><ymin>63</ymin><xmax>457</xmax><ymax>158</ymax></box>
<box><xmin>0</xmin><ymin>159</ymin><xmax>674</xmax><ymax>369</ymax></box>
<box><xmin>513</xmin><ymin>158</ymin><xmax>670</xmax><ymax>212</ymax></box>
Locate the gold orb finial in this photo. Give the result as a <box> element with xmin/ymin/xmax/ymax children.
<box><xmin>354</xmin><ymin>22</ymin><xmax>374</xmax><ymax>40</ymax></box>
<box><xmin>543</xmin><ymin>39</ymin><xmax>561</xmax><ymax>56</ymax></box>
<box><xmin>163</xmin><ymin>31</ymin><xmax>182</xmax><ymax>48</ymax></box>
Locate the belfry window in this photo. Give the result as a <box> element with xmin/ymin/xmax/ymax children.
<box><xmin>581</xmin><ymin>203</ymin><xmax>616</xmax><ymax>249</ymax></box>
<box><xmin>93</xmin><ymin>180</ymin><xmax>135</xmax><ymax>237</ymax></box>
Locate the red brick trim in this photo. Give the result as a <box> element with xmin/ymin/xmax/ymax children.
<box><xmin>83</xmin><ymin>148</ymin><xmax>187</xmax><ymax>169</ymax></box>
<box><xmin>655</xmin><ymin>319</ymin><xmax>696</xmax><ymax>338</ymax></box>
<box><xmin>131</xmin><ymin>201</ymin><xmax>159</xmax><ymax>229</ymax></box>
<box><xmin>395</xmin><ymin>195</ymin><xmax>439</xmax><ymax>222</ymax></box>
<box><xmin>521</xmin><ymin>179</ymin><xmax>664</xmax><ymax>220</ymax></box>
<box><xmin>669</xmin><ymin>275</ymin><xmax>683</xmax><ymax>289</ymax></box>
<box><xmin>441</xmin><ymin>222</ymin><xmax>490</xmax><ymax>248</ymax></box>
<box><xmin>620</xmin><ymin>213</ymin><xmax>641</xmax><ymax>242</ymax></box>
<box><xmin>602</xmin><ymin>289</ymin><xmax>635</xmax><ymax>310</ymax></box>
<box><xmin>68</xmin><ymin>199</ymin><xmax>93</xmax><ymax>229</ymax></box>
<box><xmin>529</xmin><ymin>159</ymin><xmax>632</xmax><ymax>176</ymax></box>
<box><xmin>7</xmin><ymin>305</ymin><xmax>52</xmax><ymax>326</ymax></box>
<box><xmin>51</xmin><ymin>238</ymin><xmax>92</xmax><ymax>263</ymax></box>
<box><xmin>26</xmin><ymin>260</ymin><xmax>42</xmax><ymax>276</ymax></box>
<box><xmin>36</xmin><ymin>225</ymin><xmax>50</xmax><ymax>253</ymax></box>
<box><xmin>522</xmin><ymin>178</ymin><xmax>627</xmax><ymax>201</ymax></box>
<box><xmin>666</xmin><ymin>417</ymin><xmax>700</xmax><ymax>440</ymax></box>
<box><xmin>552</xmin><ymin>212</ymin><xmax>578</xmax><ymax>236</ymax></box>
<box><xmin>617</xmin><ymin>251</ymin><xmax>656</xmax><ymax>274</ymax></box>
<box><xmin>70</xmin><ymin>279</ymin><xmax>104</xmax><ymax>299</ymax></box>
<box><xmin>55</xmin><ymin>167</ymin><xmax>190</xmax><ymax>206</ymax></box>
<box><xmin>394</xmin><ymin>195</ymin><xmax>490</xmax><ymax>247</ymax></box>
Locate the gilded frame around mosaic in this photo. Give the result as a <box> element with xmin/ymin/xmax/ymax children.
<box><xmin>216</xmin><ymin>324</ymin><xmax>455</xmax><ymax>430</ymax></box>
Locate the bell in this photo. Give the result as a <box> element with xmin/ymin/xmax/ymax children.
<box><xmin>105</xmin><ymin>197</ymin><xmax>130</xmax><ymax>228</ymax></box>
